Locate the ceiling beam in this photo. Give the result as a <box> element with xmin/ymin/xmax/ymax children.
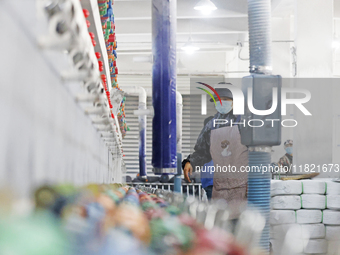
<box><xmin>117</xmin><ymin>31</ymin><xmax>247</xmax><ymax>36</ymax></box>
<box><xmin>117</xmin><ymin>49</ymin><xmax>235</xmax><ymax>55</ymax></box>
<box><xmin>119</xmin><ymin>71</ymin><xmax>249</xmax><ymax>75</ymax></box>
<box><xmin>115</xmin><ymin>14</ymin><xmax>248</xmax><ymax>21</ymax></box>
<box><xmin>114</xmin><ymin>15</ymin><xmax>293</xmax><ymax>21</ymax></box>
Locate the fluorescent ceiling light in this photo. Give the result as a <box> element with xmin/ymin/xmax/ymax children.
<box><xmin>194</xmin><ymin>0</ymin><xmax>217</xmax><ymax>15</ymax></box>
<box><xmin>181</xmin><ymin>37</ymin><xmax>200</xmax><ymax>54</ymax></box>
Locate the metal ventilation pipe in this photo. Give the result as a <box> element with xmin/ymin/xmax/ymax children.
<box><xmin>247</xmin><ymin>148</ymin><xmax>272</xmax><ymax>251</ymax></box>
<box><xmin>243</xmin><ymin>0</ymin><xmax>281</xmax><ymax>252</ymax></box>
<box><xmin>248</xmin><ymin>0</ymin><xmax>272</xmax><ymax>74</ymax></box>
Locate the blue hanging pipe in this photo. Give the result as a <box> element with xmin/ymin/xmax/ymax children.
<box><xmin>137</xmin><ymin>88</ymin><xmax>147</xmax><ymax>177</ymax></box>
<box><xmin>247</xmin><ymin>150</ymin><xmax>272</xmax><ymax>250</ymax></box>
<box><xmin>151</xmin><ymin>0</ymin><xmax>177</xmax><ymax>175</ymax></box>
<box><xmin>138</xmin><ymin>109</ymin><xmax>147</xmax><ymax>177</ymax></box>
<box><xmin>247</xmin><ymin>0</ymin><xmax>272</xmax><ymax>74</ymax></box>
<box><xmin>243</xmin><ymin>0</ymin><xmax>281</xmax><ymax>252</ymax></box>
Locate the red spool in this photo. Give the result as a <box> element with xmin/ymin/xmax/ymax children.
<box><xmin>99</xmin><ymin>65</ymin><xmax>104</xmax><ymax>72</ymax></box>
<box><xmin>89</xmin><ymin>32</ymin><xmax>95</xmax><ymax>39</ymax></box>
<box><xmin>83</xmin><ymin>9</ymin><xmax>90</xmax><ymax>18</ymax></box>
<box><xmin>86</xmin><ymin>20</ymin><xmax>90</xmax><ymax>28</ymax></box>
<box><xmin>95</xmin><ymin>52</ymin><xmax>101</xmax><ymax>59</ymax></box>
<box><xmin>108</xmin><ymin>34</ymin><xmax>115</xmax><ymax>43</ymax></box>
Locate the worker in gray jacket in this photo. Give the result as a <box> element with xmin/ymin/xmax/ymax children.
<box><xmin>182</xmin><ymin>83</ymin><xmax>248</xmax><ymax>203</ymax></box>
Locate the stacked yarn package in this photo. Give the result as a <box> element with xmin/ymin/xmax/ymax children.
<box><xmin>270</xmin><ymin>179</ymin><xmax>340</xmax><ymax>255</ymax></box>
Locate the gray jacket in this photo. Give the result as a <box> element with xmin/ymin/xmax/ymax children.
<box><xmin>182</xmin><ymin>111</ymin><xmax>239</xmax><ymax>171</ymax></box>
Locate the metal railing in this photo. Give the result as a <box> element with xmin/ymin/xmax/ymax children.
<box><xmin>127</xmin><ymin>182</ymin><xmax>204</xmax><ymax>200</ymax></box>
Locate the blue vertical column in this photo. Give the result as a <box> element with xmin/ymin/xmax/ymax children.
<box><xmin>151</xmin><ymin>0</ymin><xmax>177</xmax><ymax>174</ymax></box>
<box><xmin>138</xmin><ymin>103</ymin><xmax>147</xmax><ymax>177</ymax></box>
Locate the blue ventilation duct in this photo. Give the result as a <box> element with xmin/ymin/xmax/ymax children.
<box><xmin>243</xmin><ymin>0</ymin><xmax>281</xmax><ymax>252</ymax></box>
<box><xmin>151</xmin><ymin>0</ymin><xmax>177</xmax><ymax>174</ymax></box>
<box><xmin>138</xmin><ymin>111</ymin><xmax>147</xmax><ymax>177</ymax></box>
<box><xmin>247</xmin><ymin>150</ymin><xmax>272</xmax><ymax>250</ymax></box>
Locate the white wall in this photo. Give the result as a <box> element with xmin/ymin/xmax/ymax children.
<box><xmin>293</xmin><ymin>0</ymin><xmax>337</xmax><ymax>177</ymax></box>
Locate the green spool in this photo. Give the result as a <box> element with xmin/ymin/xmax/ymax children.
<box><xmin>141</xmin><ymin>201</ymin><xmax>155</xmax><ymax>211</ymax></box>
<box><xmin>0</xmin><ymin>212</ymin><xmax>70</xmax><ymax>255</ymax></box>
<box><xmin>149</xmin><ymin>217</ymin><xmax>194</xmax><ymax>253</ymax></box>
<box><xmin>166</xmin><ymin>205</ymin><xmax>181</xmax><ymax>216</ymax></box>
<box><xmin>106</xmin><ymin>190</ymin><xmax>120</xmax><ymax>204</ymax></box>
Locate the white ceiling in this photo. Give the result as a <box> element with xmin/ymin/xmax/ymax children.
<box><xmin>114</xmin><ymin>0</ymin><xmax>293</xmax><ymax>50</ymax></box>
<box><xmin>113</xmin><ymin>0</ymin><xmax>295</xmax><ymax>76</ymax></box>
<box><xmin>114</xmin><ymin>0</ymin><xmax>339</xmax><ymax>79</ymax></box>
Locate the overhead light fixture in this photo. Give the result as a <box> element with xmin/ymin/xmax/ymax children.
<box><xmin>194</xmin><ymin>0</ymin><xmax>217</xmax><ymax>15</ymax></box>
<box><xmin>332</xmin><ymin>40</ymin><xmax>340</xmax><ymax>50</ymax></box>
<box><xmin>181</xmin><ymin>37</ymin><xmax>200</xmax><ymax>54</ymax></box>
